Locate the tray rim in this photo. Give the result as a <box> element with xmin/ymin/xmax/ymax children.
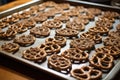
<box><xmin>0</xmin><ymin>0</ymin><xmax>120</xmax><ymax>80</ymax></box>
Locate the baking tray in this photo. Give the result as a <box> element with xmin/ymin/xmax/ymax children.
<box><xmin>0</xmin><ymin>0</ymin><xmax>120</xmax><ymax>80</ymax></box>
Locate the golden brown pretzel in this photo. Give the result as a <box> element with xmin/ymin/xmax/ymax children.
<box><xmin>14</xmin><ymin>34</ymin><xmax>36</xmax><ymax>46</ymax></box>
<box><xmin>108</xmin><ymin>31</ymin><xmax>120</xmax><ymax>39</ymax></box>
<box><xmin>70</xmin><ymin>38</ymin><xmax>95</xmax><ymax>51</ymax></box>
<box><xmin>66</xmin><ymin>21</ymin><xmax>85</xmax><ymax>31</ymax></box>
<box><xmin>80</xmin><ymin>32</ymin><xmax>102</xmax><ymax>44</ymax></box>
<box><xmin>56</xmin><ymin>28</ymin><xmax>79</xmax><ymax>38</ymax></box>
<box><xmin>86</xmin><ymin>8</ymin><xmax>102</xmax><ymax>15</ymax></box>
<box><xmin>89</xmin><ymin>26</ymin><xmax>109</xmax><ymax>35</ymax></box>
<box><xmin>61</xmin><ymin>48</ymin><xmax>88</xmax><ymax>63</ymax></box>
<box><xmin>30</xmin><ymin>26</ymin><xmax>50</xmax><ymax>37</ymax></box>
<box><xmin>45</xmin><ymin>36</ymin><xmax>66</xmax><ymax>47</ymax></box>
<box><xmin>0</xmin><ymin>28</ymin><xmax>17</xmax><ymax>40</ymax></box>
<box><xmin>22</xmin><ymin>47</ymin><xmax>47</xmax><ymax>62</ymax></box>
<box><xmin>71</xmin><ymin>66</ymin><xmax>102</xmax><ymax>80</ymax></box>
<box><xmin>48</xmin><ymin>54</ymin><xmax>72</xmax><ymax>73</ymax></box>
<box><xmin>95</xmin><ymin>46</ymin><xmax>120</xmax><ymax>57</ymax></box>
<box><xmin>89</xmin><ymin>52</ymin><xmax>114</xmax><ymax>71</ymax></box>
<box><xmin>54</xmin><ymin>15</ymin><xmax>70</xmax><ymax>22</ymax></box>
<box><xmin>42</xmin><ymin>20</ymin><xmax>62</xmax><ymax>29</ymax></box>
<box><xmin>1</xmin><ymin>42</ymin><xmax>19</xmax><ymax>53</ymax></box>
<box><xmin>39</xmin><ymin>42</ymin><xmax>61</xmax><ymax>55</ymax></box>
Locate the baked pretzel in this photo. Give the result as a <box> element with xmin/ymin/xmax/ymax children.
<box><xmin>2</xmin><ymin>17</ymin><xmax>19</xmax><ymax>24</ymax></box>
<box><xmin>61</xmin><ymin>48</ymin><xmax>88</xmax><ymax>63</ymax></box>
<box><xmin>62</xmin><ymin>9</ymin><xmax>79</xmax><ymax>17</ymax></box>
<box><xmin>39</xmin><ymin>42</ymin><xmax>61</xmax><ymax>55</ymax></box>
<box><xmin>103</xmin><ymin>37</ymin><xmax>120</xmax><ymax>48</ymax></box>
<box><xmin>86</xmin><ymin>8</ymin><xmax>102</xmax><ymax>15</ymax></box>
<box><xmin>0</xmin><ymin>21</ymin><xmax>8</xmax><ymax>28</ymax></box>
<box><xmin>116</xmin><ymin>24</ymin><xmax>120</xmax><ymax>31</ymax></box>
<box><xmin>89</xmin><ymin>52</ymin><xmax>114</xmax><ymax>71</ymax></box>
<box><xmin>22</xmin><ymin>47</ymin><xmax>47</xmax><ymax>62</ymax></box>
<box><xmin>80</xmin><ymin>32</ymin><xmax>102</xmax><ymax>44</ymax></box>
<box><xmin>54</xmin><ymin>15</ymin><xmax>70</xmax><ymax>22</ymax></box>
<box><xmin>66</xmin><ymin>21</ymin><xmax>85</xmax><ymax>31</ymax></box>
<box><xmin>71</xmin><ymin>66</ymin><xmax>102</xmax><ymax>80</ymax></box>
<box><xmin>48</xmin><ymin>54</ymin><xmax>72</xmax><ymax>73</ymax></box>
<box><xmin>96</xmin><ymin>18</ymin><xmax>113</xmax><ymax>29</ymax></box>
<box><xmin>73</xmin><ymin>17</ymin><xmax>89</xmax><ymax>25</ymax></box>
<box><xmin>56</xmin><ymin>3</ymin><xmax>70</xmax><ymax>10</ymax></box>
<box><xmin>30</xmin><ymin>26</ymin><xmax>50</xmax><ymax>37</ymax></box>
<box><xmin>95</xmin><ymin>46</ymin><xmax>120</xmax><ymax>57</ymax></box>
<box><xmin>11</xmin><ymin>13</ymin><xmax>23</xmax><ymax>20</ymax></box>
<box><xmin>45</xmin><ymin>36</ymin><xmax>66</xmax><ymax>47</ymax></box>
<box><xmin>30</xmin><ymin>15</ymin><xmax>47</xmax><ymax>23</ymax></box>
<box><xmin>48</xmin><ymin>7</ymin><xmax>63</xmax><ymax>14</ymax></box>
<box><xmin>12</xmin><ymin>22</ymin><xmax>28</xmax><ymax>33</ymax></box>
<box><xmin>1</xmin><ymin>42</ymin><xmax>19</xmax><ymax>53</ymax></box>
<box><xmin>0</xmin><ymin>28</ymin><xmax>17</xmax><ymax>40</ymax></box>
<box><xmin>41</xmin><ymin>1</ymin><xmax>57</xmax><ymax>8</ymax></box>
<box><xmin>42</xmin><ymin>20</ymin><xmax>62</xmax><ymax>29</ymax></box>
<box><xmin>70</xmin><ymin>38</ymin><xmax>95</xmax><ymax>51</ymax></box>
<box><xmin>56</xmin><ymin>28</ymin><xmax>79</xmax><ymax>38</ymax></box>
<box><xmin>89</xmin><ymin>26</ymin><xmax>109</xmax><ymax>35</ymax></box>
<box><xmin>22</xmin><ymin>19</ymin><xmax>36</xmax><ymax>29</ymax></box>
<box><xmin>108</xmin><ymin>31</ymin><xmax>120</xmax><ymax>39</ymax></box>
<box><xmin>19</xmin><ymin>10</ymin><xmax>32</xmax><ymax>19</ymax></box>
<box><xmin>14</xmin><ymin>34</ymin><xmax>36</xmax><ymax>46</ymax></box>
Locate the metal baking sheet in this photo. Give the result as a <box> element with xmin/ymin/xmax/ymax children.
<box><xmin>0</xmin><ymin>0</ymin><xmax>120</xmax><ymax>80</ymax></box>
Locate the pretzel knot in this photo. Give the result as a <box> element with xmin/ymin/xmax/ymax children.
<box><xmin>70</xmin><ymin>38</ymin><xmax>95</xmax><ymax>51</ymax></box>
<box><xmin>48</xmin><ymin>54</ymin><xmax>72</xmax><ymax>73</ymax></box>
<box><xmin>22</xmin><ymin>47</ymin><xmax>47</xmax><ymax>62</ymax></box>
<box><xmin>39</xmin><ymin>42</ymin><xmax>61</xmax><ymax>55</ymax></box>
<box><xmin>56</xmin><ymin>28</ymin><xmax>79</xmax><ymax>38</ymax></box>
<box><xmin>30</xmin><ymin>27</ymin><xmax>50</xmax><ymax>37</ymax></box>
<box><xmin>89</xmin><ymin>53</ymin><xmax>114</xmax><ymax>71</ymax></box>
<box><xmin>14</xmin><ymin>35</ymin><xmax>36</xmax><ymax>46</ymax></box>
<box><xmin>95</xmin><ymin>46</ymin><xmax>120</xmax><ymax>57</ymax></box>
<box><xmin>71</xmin><ymin>66</ymin><xmax>102</xmax><ymax>80</ymax></box>
<box><xmin>1</xmin><ymin>43</ymin><xmax>19</xmax><ymax>53</ymax></box>
<box><xmin>45</xmin><ymin>36</ymin><xmax>66</xmax><ymax>47</ymax></box>
<box><xmin>61</xmin><ymin>48</ymin><xmax>88</xmax><ymax>63</ymax></box>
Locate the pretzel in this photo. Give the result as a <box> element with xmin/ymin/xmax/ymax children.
<box><xmin>89</xmin><ymin>26</ymin><xmax>109</xmax><ymax>35</ymax></box>
<box><xmin>61</xmin><ymin>48</ymin><xmax>88</xmax><ymax>63</ymax></box>
<box><xmin>89</xmin><ymin>52</ymin><xmax>114</xmax><ymax>71</ymax></box>
<box><xmin>80</xmin><ymin>32</ymin><xmax>102</xmax><ymax>44</ymax></box>
<box><xmin>11</xmin><ymin>13</ymin><xmax>23</xmax><ymax>20</ymax></box>
<box><xmin>43</xmin><ymin>11</ymin><xmax>55</xmax><ymax>18</ymax></box>
<box><xmin>47</xmin><ymin>7</ymin><xmax>63</xmax><ymax>14</ymax></box>
<box><xmin>12</xmin><ymin>22</ymin><xmax>28</xmax><ymax>33</ymax></box>
<box><xmin>86</xmin><ymin>8</ymin><xmax>102</xmax><ymax>15</ymax></box>
<box><xmin>45</xmin><ymin>36</ymin><xmax>66</xmax><ymax>47</ymax></box>
<box><xmin>48</xmin><ymin>54</ymin><xmax>72</xmax><ymax>73</ymax></box>
<box><xmin>22</xmin><ymin>47</ymin><xmax>47</xmax><ymax>62</ymax></box>
<box><xmin>42</xmin><ymin>20</ymin><xmax>62</xmax><ymax>29</ymax></box>
<box><xmin>1</xmin><ymin>43</ymin><xmax>19</xmax><ymax>53</ymax></box>
<box><xmin>19</xmin><ymin>10</ymin><xmax>31</xmax><ymax>19</ymax></box>
<box><xmin>71</xmin><ymin>66</ymin><xmax>102</xmax><ymax>80</ymax></box>
<box><xmin>0</xmin><ymin>28</ymin><xmax>17</xmax><ymax>40</ymax></box>
<box><xmin>102</xmin><ymin>11</ymin><xmax>119</xmax><ymax>19</ymax></box>
<box><xmin>116</xmin><ymin>24</ymin><xmax>120</xmax><ymax>31</ymax></box>
<box><xmin>103</xmin><ymin>37</ymin><xmax>120</xmax><ymax>48</ymax></box>
<box><xmin>95</xmin><ymin>46</ymin><xmax>120</xmax><ymax>57</ymax></box>
<box><xmin>62</xmin><ymin>10</ymin><xmax>79</xmax><ymax>17</ymax></box>
<box><xmin>39</xmin><ymin>42</ymin><xmax>61</xmax><ymax>55</ymax></box>
<box><xmin>70</xmin><ymin>38</ymin><xmax>95</xmax><ymax>51</ymax></box>
<box><xmin>22</xmin><ymin>19</ymin><xmax>36</xmax><ymax>29</ymax></box>
<box><xmin>0</xmin><ymin>21</ymin><xmax>8</xmax><ymax>28</ymax></box>
<box><xmin>14</xmin><ymin>34</ymin><xmax>36</xmax><ymax>46</ymax></box>
<box><xmin>108</xmin><ymin>31</ymin><xmax>120</xmax><ymax>39</ymax></box>
<box><xmin>56</xmin><ymin>28</ymin><xmax>79</xmax><ymax>38</ymax></box>
<box><xmin>41</xmin><ymin>1</ymin><xmax>57</xmax><ymax>8</ymax></box>
<box><xmin>66</xmin><ymin>21</ymin><xmax>85</xmax><ymax>31</ymax></box>
<box><xmin>30</xmin><ymin>15</ymin><xmax>47</xmax><ymax>23</ymax></box>
<box><xmin>54</xmin><ymin>15</ymin><xmax>70</xmax><ymax>22</ymax></box>
<box><xmin>96</xmin><ymin>18</ymin><xmax>113</xmax><ymax>29</ymax></box>
<box><xmin>56</xmin><ymin>3</ymin><xmax>70</xmax><ymax>10</ymax></box>
<box><xmin>2</xmin><ymin>17</ymin><xmax>19</xmax><ymax>24</ymax></box>
<box><xmin>73</xmin><ymin>17</ymin><xmax>89</xmax><ymax>25</ymax></box>
<box><xmin>30</xmin><ymin>26</ymin><xmax>50</xmax><ymax>37</ymax></box>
